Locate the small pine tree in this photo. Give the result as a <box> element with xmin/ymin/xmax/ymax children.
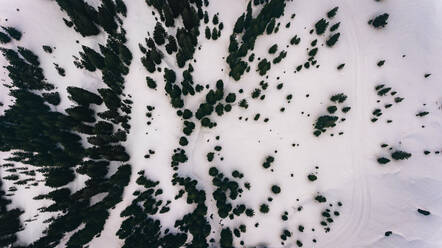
<box><xmin>327</xmin><ymin>7</ymin><xmax>339</xmax><ymax>18</ymax></box>
<box><xmin>326</xmin><ymin>33</ymin><xmax>340</xmax><ymax>47</ymax></box>
<box><xmin>212</xmin><ymin>14</ymin><xmax>219</xmax><ymax>25</ymax></box>
<box><xmin>205</xmin><ymin>26</ymin><xmax>211</xmax><ymax>39</ymax></box>
<box><xmin>146</xmin><ymin>76</ymin><xmax>157</xmax><ymax>89</ymax></box>
<box><xmin>212</xmin><ymin>27</ymin><xmax>219</xmax><ymax>40</ymax></box>
<box><xmin>377</xmin><ymin>157</ymin><xmax>390</xmax><ymax>164</ymax></box>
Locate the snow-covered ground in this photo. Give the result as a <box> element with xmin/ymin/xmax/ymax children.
<box><xmin>0</xmin><ymin>0</ymin><xmax>441</xmax><ymax>247</ymax></box>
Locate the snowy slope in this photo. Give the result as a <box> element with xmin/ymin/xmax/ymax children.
<box><xmin>0</xmin><ymin>0</ymin><xmax>441</xmax><ymax>247</ymax></box>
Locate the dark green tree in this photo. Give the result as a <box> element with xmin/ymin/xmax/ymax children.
<box><xmin>153</xmin><ymin>22</ymin><xmax>166</xmax><ymax>45</ymax></box>
<box><xmin>54</xmin><ymin>0</ymin><xmax>100</xmax><ymax>36</ymax></box>
<box><xmin>0</xmin><ymin>31</ymin><xmax>11</xmax><ymax>44</ymax></box>
<box><xmin>1</xmin><ymin>26</ymin><xmax>22</xmax><ymax>40</ymax></box>
<box><xmin>67</xmin><ymin>86</ymin><xmax>103</xmax><ymax>106</ymax></box>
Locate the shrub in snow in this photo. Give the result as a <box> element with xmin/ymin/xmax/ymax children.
<box><xmin>391</xmin><ymin>150</ymin><xmax>411</xmax><ymax>160</ymax></box>
<box><xmin>377</xmin><ymin>157</ymin><xmax>390</xmax><ymax>164</ymax></box>
<box><xmin>260</xmin><ymin>204</ymin><xmax>269</xmax><ymax>213</ymax></box>
<box><xmin>308</xmin><ymin>174</ymin><xmax>317</xmax><ymax>181</ymax></box>
<box><xmin>330</xmin><ymin>93</ymin><xmax>347</xmax><ymax>103</ymax></box>
<box><xmin>271</xmin><ymin>185</ymin><xmax>281</xmax><ymax>194</ymax></box>
<box><xmin>416</xmin><ymin>111</ymin><xmax>429</xmax><ymax>117</ymax></box>
<box><xmin>417</xmin><ymin>208</ymin><xmax>430</xmax><ymax>216</ymax></box>
<box><xmin>369</xmin><ymin>13</ymin><xmax>389</xmax><ymax>28</ymax></box>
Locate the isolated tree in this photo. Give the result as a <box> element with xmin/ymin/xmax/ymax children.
<box><xmin>370</xmin><ymin>13</ymin><xmax>389</xmax><ymax>28</ymax></box>
<box><xmin>146</xmin><ymin>76</ymin><xmax>157</xmax><ymax>89</ymax></box>
<box><xmin>268</xmin><ymin>44</ymin><xmax>278</xmax><ymax>54</ymax></box>
<box><xmin>327</xmin><ymin>7</ymin><xmax>339</xmax><ymax>18</ymax></box>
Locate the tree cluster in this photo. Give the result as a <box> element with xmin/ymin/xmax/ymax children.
<box><xmin>0</xmin><ymin>178</ymin><xmax>23</xmax><ymax>247</ymax></box>
<box><xmin>227</xmin><ymin>0</ymin><xmax>286</xmax><ymax>80</ymax></box>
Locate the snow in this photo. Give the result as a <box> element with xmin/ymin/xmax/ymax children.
<box><xmin>0</xmin><ymin>0</ymin><xmax>441</xmax><ymax>247</ymax></box>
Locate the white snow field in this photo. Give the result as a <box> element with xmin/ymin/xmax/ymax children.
<box><xmin>0</xmin><ymin>0</ymin><xmax>441</xmax><ymax>247</ymax></box>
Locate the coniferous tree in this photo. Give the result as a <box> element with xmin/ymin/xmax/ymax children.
<box><xmin>220</xmin><ymin>228</ymin><xmax>233</xmax><ymax>248</ymax></box>
<box><xmin>97</xmin><ymin>0</ymin><xmax>118</xmax><ymax>34</ymax></box>
<box><xmin>234</xmin><ymin>14</ymin><xmax>245</xmax><ymax>33</ymax></box>
<box><xmin>67</xmin><ymin>86</ymin><xmax>103</xmax><ymax>106</ymax></box>
<box><xmin>119</xmin><ymin>44</ymin><xmax>132</xmax><ymax>65</ymax></box>
<box><xmin>0</xmin><ymin>179</ymin><xmax>23</xmax><ymax>247</ymax></box>
<box><xmin>205</xmin><ymin>26</ymin><xmax>211</xmax><ymax>39</ymax></box>
<box><xmin>55</xmin><ymin>0</ymin><xmax>100</xmax><ymax>36</ymax></box>
<box><xmin>42</xmin><ymin>92</ymin><xmax>61</xmax><ymax>105</ymax></box>
<box><xmin>1</xmin><ymin>26</ymin><xmax>22</xmax><ymax>40</ymax></box>
<box><xmin>153</xmin><ymin>22</ymin><xmax>166</xmax><ymax>45</ymax></box>
<box><xmin>81</xmin><ymin>45</ymin><xmax>105</xmax><ymax>70</ymax></box>
<box><xmin>66</xmin><ymin>105</ymin><xmax>96</xmax><ymax>123</ymax></box>
<box><xmin>98</xmin><ymin>88</ymin><xmax>122</xmax><ymax>110</ymax></box>
<box><xmin>165</xmin><ymin>35</ymin><xmax>178</xmax><ymax>54</ymax></box>
<box><xmin>0</xmin><ymin>31</ymin><xmax>11</xmax><ymax>44</ymax></box>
